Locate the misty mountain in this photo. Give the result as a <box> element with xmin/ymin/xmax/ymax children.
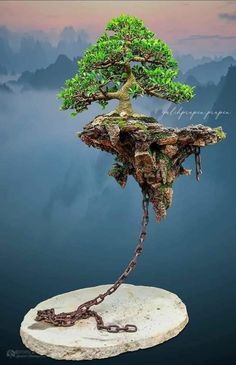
<box><xmin>0</xmin><ymin>26</ymin><xmax>90</xmax><ymax>73</ymax></box>
<box><xmin>0</xmin><ymin>37</ymin><xmax>12</xmax><ymax>72</ymax></box>
<box><xmin>0</xmin><ymin>25</ymin><xmax>52</xmax><ymax>50</ymax></box>
<box><xmin>176</xmin><ymin>72</ymin><xmax>201</xmax><ymax>87</ymax></box>
<box><xmin>0</xmin><ymin>82</ymin><xmax>13</xmax><ymax>94</ymax></box>
<box><xmin>175</xmin><ymin>54</ymin><xmax>213</xmax><ymax>73</ymax></box>
<box><xmin>183</xmin><ymin>74</ymin><xmax>201</xmax><ymax>87</ymax></box>
<box><xmin>204</xmin><ymin>66</ymin><xmax>236</xmax><ymax>209</ymax></box>
<box><xmin>208</xmin><ymin>65</ymin><xmax>236</xmax><ymax>143</ymax></box>
<box><xmin>56</xmin><ymin>27</ymin><xmax>90</xmax><ymax>60</ymax></box>
<box><xmin>211</xmin><ymin>65</ymin><xmax>236</xmax><ymax>122</ymax></box>
<box><xmin>153</xmin><ymin>65</ymin><xmax>234</xmax><ymax>126</ymax></box>
<box><xmin>184</xmin><ymin>56</ymin><xmax>236</xmax><ymax>85</ymax></box>
<box><xmin>14</xmin><ymin>55</ymin><xmax>80</xmax><ymax>91</ymax></box>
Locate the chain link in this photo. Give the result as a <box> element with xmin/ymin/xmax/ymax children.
<box><xmin>182</xmin><ymin>145</ymin><xmax>202</xmax><ymax>181</ymax></box>
<box><xmin>194</xmin><ymin>146</ymin><xmax>202</xmax><ymax>181</ymax></box>
<box><xmin>35</xmin><ymin>189</ymin><xmax>150</xmax><ymax>333</ymax></box>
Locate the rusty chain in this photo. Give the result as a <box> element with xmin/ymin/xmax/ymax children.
<box><xmin>35</xmin><ymin>189</ymin><xmax>150</xmax><ymax>333</ymax></box>
<box><xmin>193</xmin><ymin>146</ymin><xmax>202</xmax><ymax>181</ymax></box>
<box><xmin>175</xmin><ymin>145</ymin><xmax>202</xmax><ymax>182</ymax></box>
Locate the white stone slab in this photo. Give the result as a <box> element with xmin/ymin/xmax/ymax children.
<box><xmin>20</xmin><ymin>284</ymin><xmax>189</xmax><ymax>360</ymax></box>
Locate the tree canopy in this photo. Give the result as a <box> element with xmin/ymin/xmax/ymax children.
<box><xmin>57</xmin><ymin>14</ymin><xmax>195</xmax><ymax>117</ymax></box>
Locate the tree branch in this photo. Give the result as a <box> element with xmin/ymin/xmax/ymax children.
<box><xmin>132</xmin><ymin>56</ymin><xmax>168</xmax><ymax>68</ymax></box>
<box><xmin>73</xmin><ymin>90</ymin><xmax>120</xmax><ymax>106</ymax></box>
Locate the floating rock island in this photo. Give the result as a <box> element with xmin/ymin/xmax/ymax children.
<box><xmin>79</xmin><ymin>113</ymin><xmax>226</xmax><ymax>222</ymax></box>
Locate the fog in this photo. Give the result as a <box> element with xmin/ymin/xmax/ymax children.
<box><xmin>0</xmin><ymin>89</ymin><xmax>235</xmax><ymax>364</ymax></box>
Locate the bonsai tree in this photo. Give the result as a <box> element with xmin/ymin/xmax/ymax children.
<box><xmin>35</xmin><ymin>14</ymin><xmax>225</xmax><ymax>337</ymax></box>
<box><xmin>57</xmin><ymin>14</ymin><xmax>194</xmax><ymax>117</ymax></box>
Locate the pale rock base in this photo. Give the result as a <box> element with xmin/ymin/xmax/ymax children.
<box><xmin>20</xmin><ymin>284</ymin><xmax>189</xmax><ymax>361</ymax></box>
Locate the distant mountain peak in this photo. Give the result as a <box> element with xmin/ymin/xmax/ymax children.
<box><xmin>16</xmin><ymin>53</ymin><xmax>80</xmax><ymax>90</ymax></box>
<box><xmin>55</xmin><ymin>54</ymin><xmax>72</xmax><ymax>64</ymax></box>
<box><xmin>185</xmin><ymin>56</ymin><xmax>236</xmax><ymax>85</ymax></box>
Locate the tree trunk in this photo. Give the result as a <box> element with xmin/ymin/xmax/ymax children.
<box><xmin>115</xmin><ymin>97</ymin><xmax>133</xmax><ymax>115</ymax></box>
<box><xmin>114</xmin><ymin>63</ymin><xmax>135</xmax><ymax>115</ymax></box>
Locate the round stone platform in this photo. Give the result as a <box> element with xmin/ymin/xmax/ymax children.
<box><xmin>20</xmin><ymin>284</ymin><xmax>189</xmax><ymax>360</ymax></box>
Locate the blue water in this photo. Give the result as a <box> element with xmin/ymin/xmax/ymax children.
<box><xmin>0</xmin><ymin>90</ymin><xmax>235</xmax><ymax>364</ymax></box>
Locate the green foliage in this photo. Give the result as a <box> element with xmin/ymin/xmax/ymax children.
<box><xmin>128</xmin><ymin>83</ymin><xmax>143</xmax><ymax>98</ymax></box>
<box><xmin>102</xmin><ymin>117</ymin><xmax>149</xmax><ymax>132</ymax></box>
<box><xmin>117</xmin><ymin>119</ymin><xmax>127</xmax><ymax>128</ymax></box>
<box><xmin>129</xmin><ymin>121</ymin><xmax>148</xmax><ymax>132</ymax></box>
<box><xmin>159</xmin><ymin>182</ymin><xmax>173</xmax><ymax>193</ymax></box>
<box><xmin>108</xmin><ymin>163</ymin><xmax>128</xmax><ymax>177</ymax></box>
<box><xmin>214</xmin><ymin>127</ymin><xmax>226</xmax><ymax>139</ymax></box>
<box><xmin>157</xmin><ymin>152</ymin><xmax>173</xmax><ymax>169</ymax></box>
<box><xmin>58</xmin><ymin>14</ymin><xmax>195</xmax><ymax>116</ymax></box>
<box><xmin>106</xmin><ymin>14</ymin><xmax>155</xmax><ymax>38</ymax></box>
<box><xmin>154</xmin><ymin>132</ymin><xmax>171</xmax><ymax>139</ymax></box>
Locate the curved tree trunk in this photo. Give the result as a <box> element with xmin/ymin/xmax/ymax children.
<box><xmin>114</xmin><ymin>63</ymin><xmax>136</xmax><ymax>115</ymax></box>
<box><xmin>115</xmin><ymin>97</ymin><xmax>133</xmax><ymax>115</ymax></box>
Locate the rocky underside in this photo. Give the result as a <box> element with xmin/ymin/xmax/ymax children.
<box><xmin>78</xmin><ymin>113</ymin><xmax>225</xmax><ymax>222</ymax></box>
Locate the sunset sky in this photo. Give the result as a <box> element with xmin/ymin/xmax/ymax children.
<box><xmin>1</xmin><ymin>0</ymin><xmax>236</xmax><ymax>56</ymax></box>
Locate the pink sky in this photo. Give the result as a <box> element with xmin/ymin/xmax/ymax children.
<box><xmin>1</xmin><ymin>0</ymin><xmax>236</xmax><ymax>56</ymax></box>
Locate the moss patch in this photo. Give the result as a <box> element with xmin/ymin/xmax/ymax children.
<box><xmin>152</xmin><ymin>132</ymin><xmax>172</xmax><ymax>141</ymax></box>
<box><xmin>102</xmin><ymin>118</ymin><xmax>127</xmax><ymax>127</ymax></box>
<box><xmin>129</xmin><ymin>121</ymin><xmax>148</xmax><ymax>132</ymax></box>
<box><xmin>214</xmin><ymin>127</ymin><xmax>226</xmax><ymax>140</ymax></box>
<box><xmin>157</xmin><ymin>152</ymin><xmax>173</xmax><ymax>169</ymax></box>
<box><xmin>101</xmin><ymin>117</ymin><xmax>149</xmax><ymax>132</ymax></box>
<box><xmin>159</xmin><ymin>182</ymin><xmax>173</xmax><ymax>193</ymax></box>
